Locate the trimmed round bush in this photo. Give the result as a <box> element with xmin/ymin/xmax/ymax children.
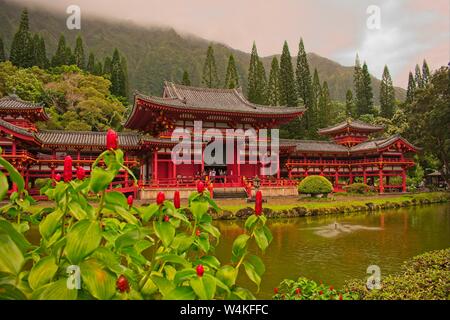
<box><xmin>298</xmin><ymin>175</ymin><xmax>333</xmax><ymax>196</ymax></box>
<box><xmin>343</xmin><ymin>183</ymin><xmax>371</xmax><ymax>194</ymax></box>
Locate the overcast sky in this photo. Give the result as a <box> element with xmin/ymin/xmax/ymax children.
<box><xmin>11</xmin><ymin>0</ymin><xmax>450</xmax><ymax>87</ymax></box>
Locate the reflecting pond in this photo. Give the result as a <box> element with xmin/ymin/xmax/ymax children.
<box><xmin>213</xmin><ymin>204</ymin><xmax>450</xmax><ymax>298</ymax></box>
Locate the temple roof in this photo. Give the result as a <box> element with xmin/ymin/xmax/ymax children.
<box><xmin>318</xmin><ymin>119</ymin><xmax>384</xmax><ymax>135</ymax></box>
<box><xmin>349</xmin><ymin>134</ymin><xmax>419</xmax><ymax>152</ymax></box>
<box><xmin>0</xmin><ymin>118</ymin><xmax>35</xmax><ymax>139</ymax></box>
<box><xmin>0</xmin><ymin>96</ymin><xmax>49</xmax><ymax>121</ymax></box>
<box><xmin>37</xmin><ymin>131</ymin><xmax>141</xmax><ymax>149</ymax></box>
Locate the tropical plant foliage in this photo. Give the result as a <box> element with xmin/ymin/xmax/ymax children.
<box><xmin>0</xmin><ymin>145</ymin><xmax>273</xmax><ymax>300</ymax></box>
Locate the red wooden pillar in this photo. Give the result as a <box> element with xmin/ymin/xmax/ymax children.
<box><xmin>12</xmin><ymin>141</ymin><xmax>16</xmax><ymax>156</ymax></box>
<box><xmin>334</xmin><ymin>167</ymin><xmax>339</xmax><ymax>187</ymax></box>
<box><xmin>172</xmin><ymin>160</ymin><xmax>177</xmax><ymax>183</ymax></box>
<box><xmin>304</xmin><ymin>166</ymin><xmax>308</xmax><ymax>177</ymax></box>
<box><xmin>153</xmin><ymin>149</ymin><xmax>158</xmax><ymax>182</ymax></box>
<box><xmin>363</xmin><ymin>167</ymin><xmax>367</xmax><ymax>184</ymax></box>
<box><xmin>378</xmin><ymin>165</ymin><xmax>384</xmax><ymax>193</ymax></box>
<box><xmin>201</xmin><ymin>147</ymin><xmax>205</xmax><ymax>174</ymax></box>
<box><xmin>401</xmin><ymin>166</ymin><xmax>407</xmax><ymax>192</ymax></box>
<box><xmin>276</xmin><ymin>153</ymin><xmax>280</xmax><ymax>179</ymax></box>
<box><xmin>349</xmin><ymin>167</ymin><xmax>353</xmax><ymax>184</ymax></box>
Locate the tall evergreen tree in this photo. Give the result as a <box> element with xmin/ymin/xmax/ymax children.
<box><xmin>310</xmin><ymin>68</ymin><xmax>321</xmax><ymax>134</ymax></box>
<box><xmin>103</xmin><ymin>56</ymin><xmax>112</xmax><ymax>74</ymax></box>
<box><xmin>360</xmin><ymin>62</ymin><xmax>374</xmax><ymax>115</ymax></box>
<box><xmin>380</xmin><ymin>65</ymin><xmax>396</xmax><ymax>118</ymax></box>
<box><xmin>110</xmin><ymin>48</ymin><xmax>126</xmax><ymax>97</ymax></box>
<box><xmin>86</xmin><ymin>52</ymin><xmax>95</xmax><ymax>73</ymax></box>
<box><xmin>353</xmin><ymin>54</ymin><xmax>364</xmax><ymax>117</ymax></box>
<box><xmin>65</xmin><ymin>46</ymin><xmax>75</xmax><ymax>65</ymax></box>
<box><xmin>34</xmin><ymin>35</ymin><xmax>48</xmax><ymax>69</ymax></box>
<box><xmin>279</xmin><ymin>41</ymin><xmax>297</xmax><ymax>107</ymax></box>
<box><xmin>201</xmin><ymin>45</ymin><xmax>219</xmax><ymax>88</ymax></box>
<box><xmin>296</xmin><ymin>38</ymin><xmax>315</xmax><ymax>135</ymax></box>
<box><xmin>267</xmin><ymin>57</ymin><xmax>281</xmax><ymax>106</ymax></box>
<box><xmin>0</xmin><ymin>37</ymin><xmax>6</xmax><ymax>62</ymax></box>
<box><xmin>74</xmin><ymin>35</ymin><xmax>85</xmax><ymax>69</ymax></box>
<box><xmin>224</xmin><ymin>54</ymin><xmax>239</xmax><ymax>89</ymax></box>
<box><xmin>94</xmin><ymin>61</ymin><xmax>103</xmax><ymax>76</ymax></box>
<box><xmin>318</xmin><ymin>81</ymin><xmax>331</xmax><ymax>128</ymax></box>
<box><xmin>52</xmin><ymin>34</ymin><xmax>68</xmax><ymax>67</ymax></box>
<box><xmin>182</xmin><ymin>70</ymin><xmax>191</xmax><ymax>85</ymax></box>
<box><xmin>256</xmin><ymin>59</ymin><xmax>267</xmax><ymax>104</ymax></box>
<box><xmin>345</xmin><ymin>89</ymin><xmax>354</xmax><ymax>117</ymax></box>
<box><xmin>247</xmin><ymin>43</ymin><xmax>262</xmax><ymax>103</ymax></box>
<box><xmin>405</xmin><ymin>71</ymin><xmax>416</xmax><ymax>104</ymax></box>
<box><xmin>422</xmin><ymin>59</ymin><xmax>431</xmax><ymax>87</ymax></box>
<box><xmin>10</xmin><ymin>9</ymin><xmax>34</xmax><ymax>67</ymax></box>
<box><xmin>414</xmin><ymin>64</ymin><xmax>423</xmax><ymax>88</ymax></box>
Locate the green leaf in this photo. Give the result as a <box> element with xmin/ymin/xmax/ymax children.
<box><xmin>140</xmin><ymin>276</ymin><xmax>158</xmax><ymax>296</ymax></box>
<box><xmin>190</xmin><ymin>274</ymin><xmax>216</xmax><ymax>300</ymax></box>
<box><xmin>0</xmin><ymin>284</ymin><xmax>27</xmax><ymax>300</ymax></box>
<box><xmin>110</xmin><ymin>206</ymin><xmax>139</xmax><ymax>225</ymax></box>
<box><xmin>244</xmin><ymin>215</ymin><xmax>258</xmax><ymax>231</ymax></box>
<box><xmin>200</xmin><ymin>223</ymin><xmax>221</xmax><ymax>239</ymax></box>
<box><xmin>243</xmin><ymin>261</ymin><xmax>261</xmax><ymax>292</ymax></box>
<box><xmin>105</xmin><ymin>191</ymin><xmax>128</xmax><ymax>209</ymax></box>
<box><xmin>230</xmin><ymin>287</ymin><xmax>256</xmax><ymax>300</ymax></box>
<box><xmin>68</xmin><ymin>201</ymin><xmax>88</xmax><ymax>220</ymax></box>
<box><xmin>0</xmin><ymin>219</ymin><xmax>30</xmax><ymax>252</ymax></box>
<box><xmin>197</xmin><ymin>234</ymin><xmax>210</xmax><ymax>253</ymax></box>
<box><xmin>216</xmin><ymin>265</ymin><xmax>238</xmax><ymax>288</ymax></box>
<box><xmin>231</xmin><ymin>234</ymin><xmax>250</xmax><ymax>263</ymax></box>
<box><xmin>140</xmin><ymin>204</ymin><xmax>159</xmax><ymax>222</ymax></box>
<box><xmin>0</xmin><ymin>172</ymin><xmax>7</xmax><ymax>201</ymax></box>
<box><xmin>164</xmin><ymin>286</ymin><xmax>196</xmax><ymax>300</ymax></box>
<box><xmin>32</xmin><ymin>279</ymin><xmax>78</xmax><ymax>300</ymax></box>
<box><xmin>254</xmin><ymin>227</ymin><xmax>269</xmax><ymax>252</ymax></box>
<box><xmin>153</xmin><ymin>221</ymin><xmax>175</xmax><ymax>247</ymax></box>
<box><xmin>156</xmin><ymin>254</ymin><xmax>191</xmax><ymax>268</ymax></box>
<box><xmin>170</xmin><ymin>233</ymin><xmax>194</xmax><ymax>253</ymax></box>
<box><xmin>80</xmin><ymin>259</ymin><xmax>116</xmax><ymax>300</ymax></box>
<box><xmin>28</xmin><ymin>256</ymin><xmax>58</xmax><ymax>290</ymax></box>
<box><xmin>173</xmin><ymin>268</ymin><xmax>196</xmax><ymax>285</ymax></box>
<box><xmin>0</xmin><ymin>234</ymin><xmax>24</xmax><ymax>275</ymax></box>
<box><xmin>0</xmin><ymin>156</ymin><xmax>24</xmax><ymax>192</ymax></box>
<box><xmin>198</xmin><ymin>256</ymin><xmax>220</xmax><ymax>270</ymax></box>
<box><xmin>39</xmin><ymin>209</ymin><xmax>64</xmax><ymax>241</ymax></box>
<box><xmin>150</xmin><ymin>275</ymin><xmax>175</xmax><ymax>297</ymax></box>
<box><xmin>115</xmin><ymin>227</ymin><xmax>148</xmax><ymax>250</ymax></box>
<box><xmin>64</xmin><ymin>220</ymin><xmax>102</xmax><ymax>265</ymax></box>
<box><xmin>191</xmin><ymin>201</ymin><xmax>209</xmax><ymax>220</ymax></box>
<box><xmin>89</xmin><ymin>168</ymin><xmax>115</xmax><ymax>193</ymax></box>
<box><xmin>246</xmin><ymin>254</ymin><xmax>265</xmax><ymax>276</ymax></box>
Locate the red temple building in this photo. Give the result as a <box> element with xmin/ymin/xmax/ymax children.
<box><xmin>0</xmin><ymin>82</ymin><xmax>419</xmax><ymax>199</ymax></box>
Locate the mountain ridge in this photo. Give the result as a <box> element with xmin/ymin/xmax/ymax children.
<box><xmin>0</xmin><ymin>0</ymin><xmax>406</xmax><ymax>102</ymax></box>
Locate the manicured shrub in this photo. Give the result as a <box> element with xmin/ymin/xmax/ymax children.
<box><xmin>343</xmin><ymin>183</ymin><xmax>372</xmax><ymax>194</ymax></box>
<box><xmin>298</xmin><ymin>175</ymin><xmax>333</xmax><ymax>196</ymax></box>
<box><xmin>344</xmin><ymin>248</ymin><xmax>450</xmax><ymax>300</ymax></box>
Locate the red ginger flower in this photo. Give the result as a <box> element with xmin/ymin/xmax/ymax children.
<box><xmin>274</xmin><ymin>287</ymin><xmax>279</xmax><ymax>294</ymax></box>
<box><xmin>156</xmin><ymin>192</ymin><xmax>165</xmax><ymax>205</ymax></box>
<box><xmin>195</xmin><ymin>229</ymin><xmax>201</xmax><ymax>237</ymax></box>
<box><xmin>106</xmin><ymin>128</ymin><xmax>118</xmax><ymax>150</ymax></box>
<box><xmin>55</xmin><ymin>173</ymin><xmax>62</xmax><ymax>182</ymax></box>
<box><xmin>330</xmin><ymin>285</ymin><xmax>334</xmax><ymax>291</ymax></box>
<box><xmin>174</xmin><ymin>190</ymin><xmax>180</xmax><ymax>209</ymax></box>
<box><xmin>197</xmin><ymin>181</ymin><xmax>205</xmax><ymax>193</ymax></box>
<box><xmin>339</xmin><ymin>293</ymin><xmax>343</xmax><ymax>300</ymax></box>
<box><xmin>164</xmin><ymin>215</ymin><xmax>170</xmax><ymax>222</ymax></box>
<box><xmin>295</xmin><ymin>288</ymin><xmax>301</xmax><ymax>295</ymax></box>
<box><xmin>63</xmin><ymin>156</ymin><xmax>73</xmax><ymax>182</ymax></box>
<box><xmin>116</xmin><ymin>275</ymin><xmax>130</xmax><ymax>293</ymax></box>
<box><xmin>76</xmin><ymin>166</ymin><xmax>85</xmax><ymax>180</ymax></box>
<box><xmin>127</xmin><ymin>195</ymin><xmax>133</xmax><ymax>207</ymax></box>
<box><xmin>255</xmin><ymin>190</ymin><xmax>263</xmax><ymax>216</ymax></box>
<box><xmin>196</xmin><ymin>264</ymin><xmax>204</xmax><ymax>277</ymax></box>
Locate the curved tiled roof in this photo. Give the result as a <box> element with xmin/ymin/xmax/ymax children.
<box><xmin>318</xmin><ymin>119</ymin><xmax>384</xmax><ymax>135</ymax></box>
<box><xmin>37</xmin><ymin>131</ymin><xmax>141</xmax><ymax>148</ymax></box>
<box><xmin>0</xmin><ymin>96</ymin><xmax>49</xmax><ymax>120</ymax></box>
<box><xmin>0</xmin><ymin>118</ymin><xmax>35</xmax><ymax>138</ymax></box>
<box><xmin>350</xmin><ymin>134</ymin><xmax>419</xmax><ymax>152</ymax></box>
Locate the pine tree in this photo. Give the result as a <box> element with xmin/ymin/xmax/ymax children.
<box><xmin>247</xmin><ymin>43</ymin><xmax>261</xmax><ymax>103</ymax></box>
<box><xmin>256</xmin><ymin>60</ymin><xmax>267</xmax><ymax>104</ymax></box>
<box><xmin>309</xmin><ymin>68</ymin><xmax>321</xmax><ymax>133</ymax></box>
<box><xmin>103</xmin><ymin>56</ymin><xmax>112</xmax><ymax>74</ymax></box>
<box><xmin>380</xmin><ymin>65</ymin><xmax>395</xmax><ymax>118</ymax></box>
<box><xmin>74</xmin><ymin>35</ymin><xmax>85</xmax><ymax>69</ymax></box>
<box><xmin>279</xmin><ymin>41</ymin><xmax>297</xmax><ymax>107</ymax></box>
<box><xmin>52</xmin><ymin>34</ymin><xmax>68</xmax><ymax>67</ymax></box>
<box><xmin>94</xmin><ymin>61</ymin><xmax>103</xmax><ymax>76</ymax></box>
<box><xmin>295</xmin><ymin>39</ymin><xmax>313</xmax><ymax>105</ymax></box>
<box><xmin>202</xmin><ymin>45</ymin><xmax>219</xmax><ymax>88</ymax></box>
<box><xmin>34</xmin><ymin>35</ymin><xmax>49</xmax><ymax>69</ymax></box>
<box><xmin>10</xmin><ymin>9</ymin><xmax>34</xmax><ymax>67</ymax></box>
<box><xmin>267</xmin><ymin>57</ymin><xmax>281</xmax><ymax>105</ymax></box>
<box><xmin>422</xmin><ymin>59</ymin><xmax>431</xmax><ymax>87</ymax></box>
<box><xmin>345</xmin><ymin>89</ymin><xmax>354</xmax><ymax>117</ymax></box>
<box><xmin>86</xmin><ymin>52</ymin><xmax>95</xmax><ymax>73</ymax></box>
<box><xmin>224</xmin><ymin>54</ymin><xmax>239</xmax><ymax>89</ymax></box>
<box><xmin>406</xmin><ymin>71</ymin><xmax>415</xmax><ymax>104</ymax></box>
<box><xmin>0</xmin><ymin>37</ymin><xmax>5</xmax><ymax>62</ymax></box>
<box><xmin>110</xmin><ymin>48</ymin><xmax>126</xmax><ymax>97</ymax></box>
<box><xmin>65</xmin><ymin>46</ymin><xmax>75</xmax><ymax>65</ymax></box>
<box><xmin>360</xmin><ymin>62</ymin><xmax>374</xmax><ymax>115</ymax></box>
<box><xmin>353</xmin><ymin>54</ymin><xmax>365</xmax><ymax>117</ymax></box>
<box><xmin>182</xmin><ymin>70</ymin><xmax>191</xmax><ymax>86</ymax></box>
<box><xmin>318</xmin><ymin>81</ymin><xmax>331</xmax><ymax>128</ymax></box>
<box><xmin>414</xmin><ymin>64</ymin><xmax>423</xmax><ymax>88</ymax></box>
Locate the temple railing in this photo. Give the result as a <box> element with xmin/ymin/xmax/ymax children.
<box><xmin>286</xmin><ymin>157</ymin><xmax>415</xmax><ymax>167</ymax></box>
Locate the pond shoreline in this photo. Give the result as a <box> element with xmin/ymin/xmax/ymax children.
<box><xmin>209</xmin><ymin>192</ymin><xmax>450</xmax><ymax>220</ymax></box>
